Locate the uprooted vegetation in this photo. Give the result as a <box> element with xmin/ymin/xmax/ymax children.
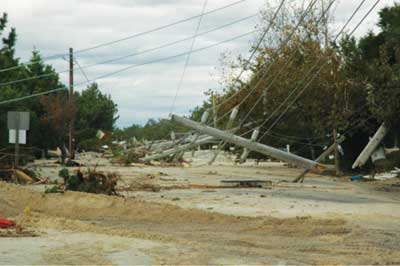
<box><xmin>45</xmin><ymin>168</ymin><xmax>119</xmax><ymax>195</ymax></box>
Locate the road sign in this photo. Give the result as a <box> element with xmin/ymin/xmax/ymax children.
<box><xmin>7</xmin><ymin>111</ymin><xmax>30</xmax><ymax>130</ymax></box>
<box><xmin>9</xmin><ymin>129</ymin><xmax>27</xmax><ymax>145</ymax></box>
<box><xmin>7</xmin><ymin>111</ymin><xmax>30</xmax><ymax>167</ymax></box>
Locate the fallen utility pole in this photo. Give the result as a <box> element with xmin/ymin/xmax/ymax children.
<box><xmin>352</xmin><ymin>123</ymin><xmax>388</xmax><ymax>169</ymax></box>
<box><xmin>240</xmin><ymin>127</ymin><xmax>260</xmax><ymax>163</ymax></box>
<box><xmin>293</xmin><ymin>135</ymin><xmax>346</xmax><ymax>183</ymax></box>
<box><xmin>172</xmin><ymin>115</ymin><xmax>326</xmax><ymax>172</ymax></box>
<box><xmin>143</xmin><ymin>122</ymin><xmax>255</xmax><ymax>162</ymax></box>
<box><xmin>143</xmin><ymin>135</ymin><xmax>216</xmax><ymax>162</ymax></box>
<box><xmin>131</xmin><ymin>133</ymin><xmax>203</xmax><ymax>152</ymax></box>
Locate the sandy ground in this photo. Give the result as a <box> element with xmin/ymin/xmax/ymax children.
<box><xmin>1</xmin><ymin>151</ymin><xmax>400</xmax><ymax>265</ymax></box>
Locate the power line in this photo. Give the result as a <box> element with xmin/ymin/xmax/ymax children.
<box><xmin>236</xmin><ymin>0</ymin><xmax>335</xmax><ymax>126</ymax></box>
<box><xmin>0</xmin><ymin>88</ymin><xmax>66</xmax><ymax>105</ymax></box>
<box><xmin>170</xmin><ymin>0</ymin><xmax>208</xmax><ymax>115</ymax></box>
<box><xmin>207</xmin><ymin>0</ymin><xmax>288</xmax><ymax>117</ymax></box>
<box><xmin>208</xmin><ymin>0</ymin><xmax>288</xmax><ymax>118</ymax></box>
<box><xmin>0</xmin><ymin>13</ymin><xmax>258</xmax><ymax>88</ymax></box>
<box><xmin>74</xmin><ymin>57</ymin><xmax>91</xmax><ymax>84</ymax></box>
<box><xmin>217</xmin><ymin>0</ymin><xmax>376</xmax><ymax>147</ymax></box>
<box><xmin>0</xmin><ymin>0</ymin><xmax>248</xmax><ymax>74</ymax></box>
<box><xmin>258</xmin><ymin>0</ymin><xmax>379</xmax><ymax>141</ymax></box>
<box><xmin>74</xmin><ymin>29</ymin><xmax>260</xmax><ymax>88</ymax></box>
<box><xmin>0</xmin><ymin>28</ymin><xmax>260</xmax><ymax>105</ymax></box>
<box><xmin>79</xmin><ymin>14</ymin><xmax>258</xmax><ymax>70</ymax></box>
<box><xmin>212</xmin><ymin>0</ymin><xmax>321</xmax><ymax>124</ymax></box>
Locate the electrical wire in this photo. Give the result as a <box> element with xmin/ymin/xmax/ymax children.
<box><xmin>169</xmin><ymin>0</ymin><xmax>208</xmax><ymax>115</ymax></box>
<box><xmin>235</xmin><ymin>0</ymin><xmax>335</xmax><ymax>127</ymax></box>
<box><xmin>211</xmin><ymin>0</ymin><xmax>321</xmax><ymax>124</ymax></box>
<box><xmin>0</xmin><ymin>88</ymin><xmax>67</xmax><ymax>105</ymax></box>
<box><xmin>258</xmin><ymin>0</ymin><xmax>379</xmax><ymax>141</ymax></box>
<box><xmin>207</xmin><ymin>0</ymin><xmax>288</xmax><ymax>118</ymax></box>
<box><xmin>0</xmin><ymin>28</ymin><xmax>260</xmax><ymax>105</ymax></box>
<box><xmin>0</xmin><ymin>13</ymin><xmax>258</xmax><ymax>89</ymax></box>
<box><xmin>211</xmin><ymin>0</ymin><xmax>378</xmax><ymax>149</ymax></box>
<box><xmin>74</xmin><ymin>57</ymin><xmax>91</xmax><ymax>84</ymax></box>
<box><xmin>231</xmin><ymin>0</ymin><xmax>370</xmax><ymax>140</ymax></box>
<box><xmin>73</xmin><ymin>29</ymin><xmax>260</xmax><ymax>88</ymax></box>
<box><xmin>206</xmin><ymin>0</ymin><xmax>287</xmax><ymax>117</ymax></box>
<box><xmin>0</xmin><ymin>0</ymin><xmax>247</xmax><ymax>74</ymax></box>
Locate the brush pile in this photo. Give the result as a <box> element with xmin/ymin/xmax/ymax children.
<box><xmin>50</xmin><ymin>168</ymin><xmax>119</xmax><ymax>195</ymax></box>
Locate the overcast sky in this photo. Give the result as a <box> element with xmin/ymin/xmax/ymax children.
<box><xmin>1</xmin><ymin>0</ymin><xmax>397</xmax><ymax>127</ymax></box>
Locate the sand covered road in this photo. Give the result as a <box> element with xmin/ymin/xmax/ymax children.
<box><xmin>1</xmin><ymin>167</ymin><xmax>400</xmax><ymax>265</ymax></box>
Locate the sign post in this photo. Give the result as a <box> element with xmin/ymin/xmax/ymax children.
<box><xmin>14</xmin><ymin>113</ymin><xmax>20</xmax><ymax>167</ymax></box>
<box><xmin>7</xmin><ymin>111</ymin><xmax>30</xmax><ymax>167</ymax></box>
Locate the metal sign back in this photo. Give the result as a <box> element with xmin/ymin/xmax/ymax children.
<box><xmin>7</xmin><ymin>111</ymin><xmax>30</xmax><ymax>130</ymax></box>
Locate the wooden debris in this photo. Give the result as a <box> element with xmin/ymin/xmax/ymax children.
<box><xmin>14</xmin><ymin>169</ymin><xmax>34</xmax><ymax>184</ymax></box>
<box><xmin>220</xmin><ymin>180</ymin><xmax>272</xmax><ymax>189</ymax></box>
<box><xmin>0</xmin><ymin>168</ymin><xmax>42</xmax><ymax>185</ymax></box>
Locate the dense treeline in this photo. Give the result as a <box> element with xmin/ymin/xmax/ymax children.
<box><xmin>0</xmin><ymin>13</ymin><xmax>118</xmax><ymax>156</ymax></box>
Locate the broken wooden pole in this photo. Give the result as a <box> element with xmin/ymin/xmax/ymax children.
<box><xmin>352</xmin><ymin>123</ymin><xmax>388</xmax><ymax>169</ymax></box>
<box><xmin>208</xmin><ymin>107</ymin><xmax>239</xmax><ymax>165</ymax></box>
<box><xmin>240</xmin><ymin>128</ymin><xmax>260</xmax><ymax>163</ymax></box>
<box><xmin>293</xmin><ymin>135</ymin><xmax>346</xmax><ymax>183</ymax></box>
<box><xmin>191</xmin><ymin>111</ymin><xmax>210</xmax><ymax>157</ymax></box>
<box><xmin>333</xmin><ymin>129</ymin><xmax>342</xmax><ymax>176</ymax></box>
<box><xmin>143</xmin><ymin>135</ymin><xmax>216</xmax><ymax>162</ymax></box>
<box><xmin>144</xmin><ymin>122</ymin><xmax>253</xmax><ymax>163</ymax></box>
<box><xmin>172</xmin><ymin>115</ymin><xmax>325</xmax><ymax>172</ymax></box>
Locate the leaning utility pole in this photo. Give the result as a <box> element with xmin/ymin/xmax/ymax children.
<box><xmin>239</xmin><ymin>127</ymin><xmax>260</xmax><ymax>164</ymax></box>
<box><xmin>293</xmin><ymin>135</ymin><xmax>346</xmax><ymax>183</ymax></box>
<box><xmin>352</xmin><ymin>123</ymin><xmax>388</xmax><ymax>169</ymax></box>
<box><xmin>69</xmin><ymin>48</ymin><xmax>75</xmax><ymax>159</ymax></box>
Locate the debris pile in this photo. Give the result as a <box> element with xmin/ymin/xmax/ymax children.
<box><xmin>113</xmin><ymin>149</ymin><xmax>148</xmax><ymax>165</ymax></box>
<box><xmin>351</xmin><ymin>167</ymin><xmax>400</xmax><ymax>182</ymax></box>
<box><xmin>47</xmin><ymin>168</ymin><xmax>119</xmax><ymax>195</ymax></box>
<box><xmin>0</xmin><ymin>167</ymin><xmax>47</xmax><ymax>185</ymax></box>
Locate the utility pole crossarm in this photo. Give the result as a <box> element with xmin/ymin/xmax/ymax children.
<box><xmin>172</xmin><ymin>115</ymin><xmax>326</xmax><ymax>172</ymax></box>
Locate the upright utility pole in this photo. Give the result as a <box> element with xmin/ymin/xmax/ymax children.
<box><xmin>69</xmin><ymin>48</ymin><xmax>75</xmax><ymax>159</ymax></box>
